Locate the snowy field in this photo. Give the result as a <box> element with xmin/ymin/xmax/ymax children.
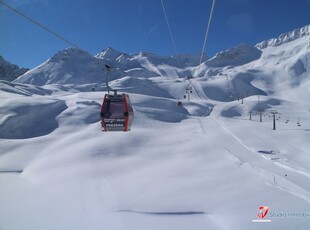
<box><xmin>1</xmin><ymin>25</ymin><xmax>310</xmax><ymax>229</ymax></box>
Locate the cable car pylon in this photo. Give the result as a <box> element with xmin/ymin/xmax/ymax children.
<box><xmin>100</xmin><ymin>65</ymin><xmax>134</xmax><ymax>132</ymax></box>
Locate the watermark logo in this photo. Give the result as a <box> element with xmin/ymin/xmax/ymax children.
<box><xmin>252</xmin><ymin>205</ymin><xmax>310</xmax><ymax>223</ymax></box>
<box><xmin>252</xmin><ymin>206</ymin><xmax>271</xmax><ymax>222</ymax></box>
<box><xmin>269</xmin><ymin>211</ymin><xmax>310</xmax><ymax>218</ymax></box>
<box><xmin>257</xmin><ymin>206</ymin><xmax>269</xmax><ymax>219</ymax></box>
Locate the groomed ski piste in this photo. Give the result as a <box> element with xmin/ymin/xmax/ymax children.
<box><xmin>0</xmin><ymin>25</ymin><xmax>310</xmax><ymax>230</ymax></box>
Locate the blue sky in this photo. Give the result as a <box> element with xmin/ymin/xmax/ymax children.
<box><xmin>1</xmin><ymin>0</ymin><xmax>310</xmax><ymax>68</ymax></box>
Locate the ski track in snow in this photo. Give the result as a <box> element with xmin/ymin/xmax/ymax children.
<box><xmin>193</xmin><ymin>97</ymin><xmax>310</xmax><ymax>206</ymax></box>
<box><xmin>258</xmin><ymin>168</ymin><xmax>310</xmax><ymax>204</ymax></box>
<box><xmin>210</xmin><ymin>103</ymin><xmax>310</xmax><ymax>204</ymax></box>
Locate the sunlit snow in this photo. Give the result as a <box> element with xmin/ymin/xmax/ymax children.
<box><xmin>1</xmin><ymin>25</ymin><xmax>310</xmax><ymax>230</ymax></box>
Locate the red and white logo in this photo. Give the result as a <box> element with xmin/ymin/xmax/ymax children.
<box><xmin>257</xmin><ymin>206</ymin><xmax>269</xmax><ymax>219</ymax></box>
<box><xmin>252</xmin><ymin>206</ymin><xmax>271</xmax><ymax>222</ymax></box>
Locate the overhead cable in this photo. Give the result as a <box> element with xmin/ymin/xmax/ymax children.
<box><xmin>195</xmin><ymin>0</ymin><xmax>216</xmax><ymax>78</ymax></box>
<box><xmin>0</xmin><ymin>0</ymin><xmax>80</xmax><ymax>49</ymax></box>
<box><xmin>160</xmin><ymin>0</ymin><xmax>180</xmax><ymax>62</ymax></box>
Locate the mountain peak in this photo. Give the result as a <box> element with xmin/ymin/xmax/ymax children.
<box><xmin>95</xmin><ymin>47</ymin><xmax>124</xmax><ymax>60</ymax></box>
<box><xmin>206</xmin><ymin>43</ymin><xmax>262</xmax><ymax>67</ymax></box>
<box><xmin>14</xmin><ymin>48</ymin><xmax>105</xmax><ymax>86</ymax></box>
<box><xmin>256</xmin><ymin>24</ymin><xmax>310</xmax><ymax>49</ymax></box>
<box><xmin>49</xmin><ymin>48</ymin><xmax>92</xmax><ymax>63</ymax></box>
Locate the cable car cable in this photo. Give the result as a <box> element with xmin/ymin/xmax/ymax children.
<box><xmin>194</xmin><ymin>0</ymin><xmax>216</xmax><ymax>78</ymax></box>
<box><xmin>160</xmin><ymin>0</ymin><xmax>178</xmax><ymax>57</ymax></box>
<box><xmin>0</xmin><ymin>0</ymin><xmax>80</xmax><ymax>49</ymax></box>
<box><xmin>160</xmin><ymin>0</ymin><xmax>181</xmax><ymax>68</ymax></box>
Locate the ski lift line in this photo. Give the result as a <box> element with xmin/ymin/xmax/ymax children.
<box><xmin>0</xmin><ymin>0</ymin><xmax>80</xmax><ymax>49</ymax></box>
<box><xmin>194</xmin><ymin>0</ymin><xmax>216</xmax><ymax>78</ymax></box>
<box><xmin>160</xmin><ymin>0</ymin><xmax>179</xmax><ymax>60</ymax></box>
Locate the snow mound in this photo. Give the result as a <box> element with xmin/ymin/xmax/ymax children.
<box><xmin>256</xmin><ymin>24</ymin><xmax>310</xmax><ymax>49</ymax></box>
<box><xmin>206</xmin><ymin>44</ymin><xmax>262</xmax><ymax>67</ymax></box>
<box><xmin>0</xmin><ymin>80</ymin><xmax>51</xmax><ymax>96</ymax></box>
<box><xmin>0</xmin><ymin>98</ymin><xmax>67</xmax><ymax>139</ymax></box>
<box><xmin>251</xmin><ymin>98</ymin><xmax>282</xmax><ymax>112</ymax></box>
<box><xmin>286</xmin><ymin>50</ymin><xmax>310</xmax><ymax>86</ymax></box>
<box><xmin>57</xmin><ymin>100</ymin><xmax>101</xmax><ymax>126</ymax></box>
<box><xmin>221</xmin><ymin>105</ymin><xmax>243</xmax><ymax>117</ymax></box>
<box><xmin>231</xmin><ymin>73</ymin><xmax>267</xmax><ymax>98</ymax></box>
<box><xmin>289</xmin><ymin>59</ymin><xmax>307</xmax><ymax>76</ymax></box>
<box><xmin>201</xmin><ymin>83</ymin><xmax>232</xmax><ymax>101</ymax></box>
<box><xmin>110</xmin><ymin>76</ymin><xmax>174</xmax><ymax>98</ymax></box>
<box><xmin>133</xmin><ymin>95</ymin><xmax>189</xmax><ymax>123</ymax></box>
<box><xmin>182</xmin><ymin>102</ymin><xmax>213</xmax><ymax>117</ymax></box>
<box><xmin>197</xmin><ymin>72</ymin><xmax>267</xmax><ymax>102</ymax></box>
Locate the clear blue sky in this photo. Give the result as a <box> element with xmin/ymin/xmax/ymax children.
<box><xmin>1</xmin><ymin>0</ymin><xmax>310</xmax><ymax>68</ymax></box>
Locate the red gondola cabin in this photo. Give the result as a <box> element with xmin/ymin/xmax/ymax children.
<box><xmin>100</xmin><ymin>93</ymin><xmax>133</xmax><ymax>131</ymax></box>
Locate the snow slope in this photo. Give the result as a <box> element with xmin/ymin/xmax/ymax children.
<box><xmin>1</xmin><ymin>25</ymin><xmax>310</xmax><ymax>230</ymax></box>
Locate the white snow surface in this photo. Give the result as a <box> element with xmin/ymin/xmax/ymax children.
<box><xmin>1</xmin><ymin>25</ymin><xmax>310</xmax><ymax>230</ymax></box>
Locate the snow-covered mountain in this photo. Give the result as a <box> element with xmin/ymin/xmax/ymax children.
<box><xmin>255</xmin><ymin>24</ymin><xmax>310</xmax><ymax>49</ymax></box>
<box><xmin>12</xmin><ymin>49</ymin><xmax>110</xmax><ymax>86</ymax></box>
<box><xmin>0</xmin><ymin>56</ymin><xmax>29</xmax><ymax>82</ymax></box>
<box><xmin>14</xmin><ymin>47</ymin><xmax>206</xmax><ymax>85</ymax></box>
<box><xmin>205</xmin><ymin>43</ymin><xmax>262</xmax><ymax>67</ymax></box>
<box><xmin>95</xmin><ymin>47</ymin><xmax>206</xmax><ymax>69</ymax></box>
<box><xmin>1</xmin><ymin>25</ymin><xmax>310</xmax><ymax>230</ymax></box>
<box><xmin>13</xmin><ymin>24</ymin><xmax>310</xmax><ymax>98</ymax></box>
